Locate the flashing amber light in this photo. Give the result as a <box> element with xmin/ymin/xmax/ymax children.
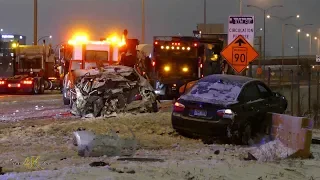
<box><xmin>106</xmin><ymin>34</ymin><xmax>126</xmax><ymax>47</ymax></box>
<box><xmin>200</xmin><ymin>64</ymin><xmax>203</xmax><ymax>68</ymax></box>
<box><xmin>177</xmin><ymin>47</ymin><xmax>180</xmax><ymax>50</ymax></box>
<box><xmin>164</xmin><ymin>66</ymin><xmax>170</xmax><ymax>72</ymax></box>
<box><xmin>187</xmin><ymin>47</ymin><xmax>191</xmax><ymax>51</ymax></box>
<box><xmin>182</xmin><ymin>47</ymin><xmax>185</xmax><ymax>50</ymax></box>
<box><xmin>166</xmin><ymin>46</ymin><xmax>169</xmax><ymax>50</ymax></box>
<box><xmin>68</xmin><ymin>35</ymin><xmax>88</xmax><ymax>45</ymax></box>
<box><xmin>22</xmin><ymin>80</ymin><xmax>33</xmax><ymax>85</ymax></box>
<box><xmin>182</xmin><ymin>67</ymin><xmax>189</xmax><ymax>72</ymax></box>
<box><xmin>171</xmin><ymin>46</ymin><xmax>174</xmax><ymax>49</ymax></box>
<box><xmin>161</xmin><ymin>46</ymin><xmax>164</xmax><ymax>49</ymax></box>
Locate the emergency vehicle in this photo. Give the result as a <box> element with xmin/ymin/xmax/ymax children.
<box><xmin>62</xmin><ymin>32</ymin><xmax>139</xmax><ymax>105</ymax></box>
<box><xmin>0</xmin><ymin>42</ymin><xmax>61</xmax><ymax>94</ymax></box>
<box><xmin>151</xmin><ymin>35</ymin><xmax>225</xmax><ymax>98</ymax></box>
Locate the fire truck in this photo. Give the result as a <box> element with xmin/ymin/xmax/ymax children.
<box><xmin>0</xmin><ymin>42</ymin><xmax>61</xmax><ymax>94</ymax></box>
<box><xmin>62</xmin><ymin>31</ymin><xmax>139</xmax><ymax>105</ymax></box>
<box><xmin>151</xmin><ymin>35</ymin><xmax>225</xmax><ymax>98</ymax></box>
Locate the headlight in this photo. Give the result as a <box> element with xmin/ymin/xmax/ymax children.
<box><xmin>182</xmin><ymin>67</ymin><xmax>188</xmax><ymax>72</ymax></box>
<box><xmin>164</xmin><ymin>66</ymin><xmax>170</xmax><ymax>72</ymax></box>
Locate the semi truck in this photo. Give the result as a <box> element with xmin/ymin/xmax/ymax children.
<box><xmin>0</xmin><ymin>42</ymin><xmax>61</xmax><ymax>94</ymax></box>
<box><xmin>150</xmin><ymin>33</ymin><xmax>226</xmax><ymax>99</ymax></box>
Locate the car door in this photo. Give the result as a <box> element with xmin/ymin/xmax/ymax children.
<box><xmin>236</xmin><ymin>82</ymin><xmax>266</xmax><ymax>125</ymax></box>
<box><xmin>256</xmin><ymin>82</ymin><xmax>283</xmax><ymax>113</ymax></box>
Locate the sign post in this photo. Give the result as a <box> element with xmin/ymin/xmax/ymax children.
<box><xmin>221</xmin><ymin>35</ymin><xmax>259</xmax><ymax>74</ymax></box>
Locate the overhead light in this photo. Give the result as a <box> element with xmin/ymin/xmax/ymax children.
<box><xmin>266</xmin><ymin>15</ymin><xmax>270</xmax><ymax>18</ymax></box>
<box><xmin>296</xmin><ymin>15</ymin><xmax>300</xmax><ymax>18</ymax></box>
<box><xmin>297</xmin><ymin>29</ymin><xmax>301</xmax><ymax>33</ymax></box>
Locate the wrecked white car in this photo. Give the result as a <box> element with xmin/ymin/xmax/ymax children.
<box><xmin>67</xmin><ymin>66</ymin><xmax>158</xmax><ymax>117</ymax></box>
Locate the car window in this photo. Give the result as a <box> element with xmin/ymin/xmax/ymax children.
<box><xmin>238</xmin><ymin>83</ymin><xmax>260</xmax><ymax>102</ymax></box>
<box><xmin>257</xmin><ymin>83</ymin><xmax>272</xmax><ymax>98</ymax></box>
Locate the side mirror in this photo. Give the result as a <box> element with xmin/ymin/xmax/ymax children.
<box><xmin>273</xmin><ymin>92</ymin><xmax>285</xmax><ymax>99</ymax></box>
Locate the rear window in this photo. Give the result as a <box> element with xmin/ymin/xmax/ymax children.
<box><xmin>181</xmin><ymin>79</ymin><xmax>243</xmax><ymax>104</ymax></box>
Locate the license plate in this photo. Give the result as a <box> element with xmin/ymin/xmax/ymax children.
<box><xmin>193</xmin><ymin>109</ymin><xmax>207</xmax><ymax>116</ymax></box>
<box><xmin>9</xmin><ymin>84</ymin><xmax>19</xmax><ymax>87</ymax></box>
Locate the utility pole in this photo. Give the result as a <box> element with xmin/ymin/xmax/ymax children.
<box><xmin>34</xmin><ymin>0</ymin><xmax>38</xmax><ymax>45</ymax></box>
<box><xmin>204</xmin><ymin>0</ymin><xmax>206</xmax><ymax>33</ymax></box>
<box><xmin>141</xmin><ymin>0</ymin><xmax>145</xmax><ymax>44</ymax></box>
<box><xmin>239</xmin><ymin>0</ymin><xmax>242</xmax><ymax>15</ymax></box>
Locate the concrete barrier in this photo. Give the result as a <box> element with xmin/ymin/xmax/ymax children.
<box><xmin>269</xmin><ymin>113</ymin><xmax>313</xmax><ymax>158</ymax></box>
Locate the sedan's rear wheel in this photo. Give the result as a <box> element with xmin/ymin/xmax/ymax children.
<box><xmin>241</xmin><ymin>123</ymin><xmax>252</xmax><ymax>145</ymax></box>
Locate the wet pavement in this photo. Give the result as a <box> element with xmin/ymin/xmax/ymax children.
<box><xmin>0</xmin><ymin>91</ymin><xmax>69</xmax><ymax>122</ymax></box>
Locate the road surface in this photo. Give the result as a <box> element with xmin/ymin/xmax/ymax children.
<box><xmin>0</xmin><ymin>92</ymin><xmax>69</xmax><ymax>122</ymax></box>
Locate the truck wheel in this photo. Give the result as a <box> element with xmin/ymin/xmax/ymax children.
<box><xmin>32</xmin><ymin>80</ymin><xmax>40</xmax><ymax>94</ymax></box>
<box><xmin>39</xmin><ymin>79</ymin><xmax>45</xmax><ymax>94</ymax></box>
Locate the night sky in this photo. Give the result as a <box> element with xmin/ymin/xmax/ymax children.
<box><xmin>0</xmin><ymin>0</ymin><xmax>318</xmax><ymax>56</ymax></box>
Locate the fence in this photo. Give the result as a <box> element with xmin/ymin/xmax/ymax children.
<box><xmin>247</xmin><ymin>66</ymin><xmax>320</xmax><ymax>126</ymax></box>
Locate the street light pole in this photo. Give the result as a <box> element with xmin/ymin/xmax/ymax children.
<box><xmin>247</xmin><ymin>5</ymin><xmax>283</xmax><ymax>63</ymax></box>
<box><xmin>34</xmin><ymin>0</ymin><xmax>38</xmax><ymax>45</ymax></box>
<box><xmin>239</xmin><ymin>0</ymin><xmax>242</xmax><ymax>15</ymax></box>
<box><xmin>141</xmin><ymin>0</ymin><xmax>145</xmax><ymax>44</ymax></box>
<box><xmin>204</xmin><ymin>0</ymin><xmax>206</xmax><ymax>33</ymax></box>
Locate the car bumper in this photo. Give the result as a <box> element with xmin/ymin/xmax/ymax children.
<box><xmin>0</xmin><ymin>86</ymin><xmax>33</xmax><ymax>93</ymax></box>
<box><xmin>171</xmin><ymin>113</ymin><xmax>233</xmax><ymax>137</ymax></box>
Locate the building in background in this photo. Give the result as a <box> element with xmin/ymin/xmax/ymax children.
<box><xmin>0</xmin><ymin>34</ymin><xmax>26</xmax><ymax>44</ymax></box>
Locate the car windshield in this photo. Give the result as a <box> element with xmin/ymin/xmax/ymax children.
<box><xmin>181</xmin><ymin>77</ymin><xmax>243</xmax><ymax>104</ymax></box>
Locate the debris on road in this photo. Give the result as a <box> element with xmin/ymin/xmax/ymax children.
<box><xmin>248</xmin><ymin>140</ymin><xmax>296</xmax><ymax>162</ymax></box>
<box><xmin>70</xmin><ymin>66</ymin><xmax>158</xmax><ymax>117</ymax></box>
<box><xmin>73</xmin><ymin>128</ymin><xmax>137</xmax><ymax>157</ymax></box>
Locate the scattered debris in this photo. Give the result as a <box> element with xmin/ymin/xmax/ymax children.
<box><xmin>117</xmin><ymin>157</ymin><xmax>165</xmax><ymax>162</ymax></box>
<box><xmin>312</xmin><ymin>138</ymin><xmax>320</xmax><ymax>144</ymax></box>
<box><xmin>73</xmin><ymin>128</ymin><xmax>137</xmax><ymax>157</ymax></box>
<box><xmin>244</xmin><ymin>152</ymin><xmax>257</xmax><ymax>161</ymax></box>
<box><xmin>70</xmin><ymin>66</ymin><xmax>158</xmax><ymax>117</ymax></box>
<box><xmin>214</xmin><ymin>150</ymin><xmax>220</xmax><ymax>155</ymax></box>
<box><xmin>89</xmin><ymin>161</ymin><xmax>109</xmax><ymax>167</ymax></box>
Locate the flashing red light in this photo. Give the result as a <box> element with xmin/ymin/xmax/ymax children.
<box><xmin>0</xmin><ymin>80</ymin><xmax>5</xmax><ymax>85</ymax></box>
<box><xmin>152</xmin><ymin>61</ymin><xmax>156</xmax><ymax>66</ymax></box>
<box><xmin>172</xmin><ymin>42</ymin><xmax>174</xmax><ymax>45</ymax></box>
<box><xmin>173</xmin><ymin>102</ymin><xmax>185</xmax><ymax>112</ymax></box>
<box><xmin>154</xmin><ymin>41</ymin><xmax>158</xmax><ymax>45</ymax></box>
<box><xmin>194</xmin><ymin>43</ymin><xmax>198</xmax><ymax>47</ymax></box>
<box><xmin>178</xmin><ymin>43</ymin><xmax>180</xmax><ymax>45</ymax></box>
<box><xmin>200</xmin><ymin>63</ymin><xmax>203</xmax><ymax>68</ymax></box>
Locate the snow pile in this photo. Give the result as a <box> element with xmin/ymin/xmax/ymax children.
<box><xmin>249</xmin><ymin>139</ymin><xmax>296</xmax><ymax>162</ymax></box>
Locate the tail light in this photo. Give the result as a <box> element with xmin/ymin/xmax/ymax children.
<box><xmin>22</xmin><ymin>80</ymin><xmax>33</xmax><ymax>85</ymax></box>
<box><xmin>0</xmin><ymin>80</ymin><xmax>5</xmax><ymax>85</ymax></box>
<box><xmin>217</xmin><ymin>109</ymin><xmax>235</xmax><ymax>120</ymax></box>
<box><xmin>194</xmin><ymin>43</ymin><xmax>198</xmax><ymax>47</ymax></box>
<box><xmin>173</xmin><ymin>102</ymin><xmax>185</xmax><ymax>112</ymax></box>
<box><xmin>152</xmin><ymin>61</ymin><xmax>156</xmax><ymax>67</ymax></box>
<box><xmin>154</xmin><ymin>41</ymin><xmax>158</xmax><ymax>45</ymax></box>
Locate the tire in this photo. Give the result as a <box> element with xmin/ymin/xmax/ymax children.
<box><xmin>39</xmin><ymin>79</ymin><xmax>45</xmax><ymax>94</ymax></box>
<box><xmin>151</xmin><ymin>101</ymin><xmax>159</xmax><ymax>112</ymax></box>
<box><xmin>240</xmin><ymin>123</ymin><xmax>252</xmax><ymax>145</ymax></box>
<box><xmin>62</xmin><ymin>88</ymin><xmax>70</xmax><ymax>105</ymax></box>
<box><xmin>32</xmin><ymin>79</ymin><xmax>40</xmax><ymax>94</ymax></box>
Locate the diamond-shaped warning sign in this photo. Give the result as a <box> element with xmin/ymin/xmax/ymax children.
<box><xmin>221</xmin><ymin>35</ymin><xmax>259</xmax><ymax>74</ymax></box>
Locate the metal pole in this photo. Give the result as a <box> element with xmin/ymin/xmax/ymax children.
<box><xmin>317</xmin><ymin>71</ymin><xmax>319</xmax><ymax>125</ymax></box>
<box><xmin>281</xmin><ymin>23</ymin><xmax>285</xmax><ymax>91</ymax></box>
<box><xmin>141</xmin><ymin>0</ymin><xmax>145</xmax><ymax>44</ymax></box>
<box><xmin>308</xmin><ymin>70</ymin><xmax>311</xmax><ymax>114</ymax></box>
<box><xmin>239</xmin><ymin>0</ymin><xmax>242</xmax><ymax>15</ymax></box>
<box><xmin>263</xmin><ymin>10</ymin><xmax>266</xmax><ymax>61</ymax></box>
<box><xmin>310</xmin><ymin>36</ymin><xmax>312</xmax><ymax>55</ymax></box>
<box><xmin>318</xmin><ymin>39</ymin><xmax>320</xmax><ymax>55</ymax></box>
<box><xmin>34</xmin><ymin>0</ymin><xmax>38</xmax><ymax>45</ymax></box>
<box><xmin>204</xmin><ymin>0</ymin><xmax>206</xmax><ymax>33</ymax></box>
<box><xmin>291</xmin><ymin>70</ymin><xmax>294</xmax><ymax>115</ymax></box>
<box><xmin>297</xmin><ymin>32</ymin><xmax>300</xmax><ymax>116</ymax></box>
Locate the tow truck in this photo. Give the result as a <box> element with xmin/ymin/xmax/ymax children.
<box><xmin>151</xmin><ymin>34</ymin><xmax>225</xmax><ymax>98</ymax></box>
<box><xmin>0</xmin><ymin>42</ymin><xmax>60</xmax><ymax>94</ymax></box>
<box><xmin>62</xmin><ymin>31</ymin><xmax>139</xmax><ymax>105</ymax></box>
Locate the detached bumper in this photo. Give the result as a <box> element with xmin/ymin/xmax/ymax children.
<box><xmin>171</xmin><ymin>113</ymin><xmax>233</xmax><ymax>137</ymax></box>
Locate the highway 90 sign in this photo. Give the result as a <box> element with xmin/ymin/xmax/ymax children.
<box><xmin>228</xmin><ymin>15</ymin><xmax>255</xmax><ymax>46</ymax></box>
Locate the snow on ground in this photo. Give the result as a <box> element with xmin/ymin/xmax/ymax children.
<box><xmin>0</xmin><ymin>93</ymin><xmax>320</xmax><ymax>179</ymax></box>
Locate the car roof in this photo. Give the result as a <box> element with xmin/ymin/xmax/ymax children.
<box><xmin>199</xmin><ymin>74</ymin><xmax>256</xmax><ymax>85</ymax></box>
